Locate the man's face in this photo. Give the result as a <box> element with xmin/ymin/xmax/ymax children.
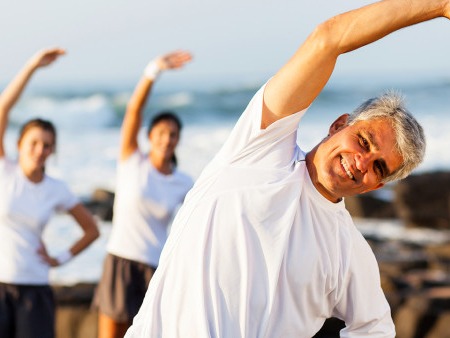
<box><xmin>306</xmin><ymin>114</ymin><xmax>403</xmax><ymax>202</ymax></box>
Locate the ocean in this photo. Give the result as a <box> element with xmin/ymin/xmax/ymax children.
<box><xmin>3</xmin><ymin>75</ymin><xmax>449</xmax><ymax>285</ymax></box>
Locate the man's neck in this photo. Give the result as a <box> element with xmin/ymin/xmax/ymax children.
<box><xmin>305</xmin><ymin>149</ymin><xmax>342</xmax><ymax>203</ymax></box>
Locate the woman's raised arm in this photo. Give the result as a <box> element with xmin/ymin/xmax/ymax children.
<box><xmin>0</xmin><ymin>48</ymin><xmax>65</xmax><ymax>157</ymax></box>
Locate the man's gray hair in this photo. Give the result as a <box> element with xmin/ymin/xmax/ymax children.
<box><xmin>347</xmin><ymin>91</ymin><xmax>425</xmax><ymax>183</ymax></box>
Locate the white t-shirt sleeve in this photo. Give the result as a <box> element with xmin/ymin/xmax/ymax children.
<box><xmin>212</xmin><ymin>82</ymin><xmax>308</xmax><ymax>169</ymax></box>
<box><xmin>333</xmin><ymin>231</ymin><xmax>395</xmax><ymax>337</ymax></box>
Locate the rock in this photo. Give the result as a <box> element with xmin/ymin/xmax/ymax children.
<box><xmin>394</xmin><ymin>171</ymin><xmax>450</xmax><ymax>229</ymax></box>
<box><xmin>394</xmin><ymin>287</ymin><xmax>450</xmax><ymax>338</ymax></box>
<box><xmin>83</xmin><ymin>188</ymin><xmax>115</xmax><ymax>222</ymax></box>
<box><xmin>56</xmin><ymin>306</ymin><xmax>97</xmax><ymax>338</ymax></box>
<box><xmin>345</xmin><ymin>192</ymin><xmax>397</xmax><ymax>219</ymax></box>
<box><xmin>52</xmin><ymin>283</ymin><xmax>98</xmax><ymax>338</ymax></box>
<box><xmin>53</xmin><ymin>283</ymin><xmax>96</xmax><ymax>305</ymax></box>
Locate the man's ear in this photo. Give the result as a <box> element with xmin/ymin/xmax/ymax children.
<box><xmin>329</xmin><ymin>114</ymin><xmax>349</xmax><ymax>136</ymax></box>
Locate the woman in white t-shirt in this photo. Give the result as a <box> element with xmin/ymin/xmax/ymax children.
<box><xmin>0</xmin><ymin>49</ymin><xmax>100</xmax><ymax>338</ymax></box>
<box><xmin>94</xmin><ymin>50</ymin><xmax>194</xmax><ymax>338</ymax></box>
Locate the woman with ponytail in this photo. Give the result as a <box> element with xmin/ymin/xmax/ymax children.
<box><xmin>94</xmin><ymin>50</ymin><xmax>194</xmax><ymax>338</ymax></box>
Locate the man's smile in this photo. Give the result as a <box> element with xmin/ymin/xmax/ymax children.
<box><xmin>340</xmin><ymin>156</ymin><xmax>355</xmax><ymax>181</ymax></box>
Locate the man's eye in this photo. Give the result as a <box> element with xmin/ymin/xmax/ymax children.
<box><xmin>375</xmin><ymin>162</ymin><xmax>383</xmax><ymax>177</ymax></box>
<box><xmin>359</xmin><ymin>136</ymin><xmax>369</xmax><ymax>149</ymax></box>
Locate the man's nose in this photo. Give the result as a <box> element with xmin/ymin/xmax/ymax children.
<box><xmin>355</xmin><ymin>153</ymin><xmax>373</xmax><ymax>173</ymax></box>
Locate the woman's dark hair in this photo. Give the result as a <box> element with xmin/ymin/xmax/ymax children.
<box><xmin>147</xmin><ymin>111</ymin><xmax>182</xmax><ymax>167</ymax></box>
<box><xmin>18</xmin><ymin>118</ymin><xmax>57</xmax><ymax>150</ymax></box>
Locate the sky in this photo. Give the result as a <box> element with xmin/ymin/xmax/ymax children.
<box><xmin>0</xmin><ymin>0</ymin><xmax>449</xmax><ymax>89</ymax></box>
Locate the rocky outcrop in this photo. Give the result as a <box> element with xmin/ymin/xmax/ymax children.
<box><xmin>83</xmin><ymin>188</ymin><xmax>115</xmax><ymax>222</ymax></box>
<box><xmin>393</xmin><ymin>171</ymin><xmax>450</xmax><ymax>229</ymax></box>
<box><xmin>345</xmin><ymin>171</ymin><xmax>450</xmax><ymax>229</ymax></box>
<box><xmin>53</xmin><ymin>283</ymin><xmax>98</xmax><ymax>338</ymax></box>
<box><xmin>345</xmin><ymin>192</ymin><xmax>397</xmax><ymax>218</ymax></box>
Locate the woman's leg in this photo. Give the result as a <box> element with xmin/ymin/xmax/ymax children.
<box><xmin>98</xmin><ymin>312</ymin><xmax>130</xmax><ymax>338</ymax></box>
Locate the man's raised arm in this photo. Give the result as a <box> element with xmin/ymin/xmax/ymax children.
<box><xmin>261</xmin><ymin>0</ymin><xmax>449</xmax><ymax>129</ymax></box>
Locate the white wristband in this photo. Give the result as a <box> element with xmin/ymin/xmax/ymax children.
<box><xmin>56</xmin><ymin>249</ymin><xmax>73</xmax><ymax>265</ymax></box>
<box><xmin>143</xmin><ymin>61</ymin><xmax>161</xmax><ymax>80</ymax></box>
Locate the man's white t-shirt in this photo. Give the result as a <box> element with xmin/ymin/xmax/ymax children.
<box><xmin>125</xmin><ymin>85</ymin><xmax>395</xmax><ymax>337</ymax></box>
<box><xmin>0</xmin><ymin>158</ymin><xmax>79</xmax><ymax>285</ymax></box>
<box><xmin>107</xmin><ymin>151</ymin><xmax>193</xmax><ymax>267</ymax></box>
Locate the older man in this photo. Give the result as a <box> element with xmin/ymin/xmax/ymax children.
<box><xmin>126</xmin><ymin>0</ymin><xmax>449</xmax><ymax>337</ymax></box>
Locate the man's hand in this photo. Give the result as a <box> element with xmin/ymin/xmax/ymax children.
<box><xmin>445</xmin><ymin>0</ymin><xmax>450</xmax><ymax>18</ymax></box>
